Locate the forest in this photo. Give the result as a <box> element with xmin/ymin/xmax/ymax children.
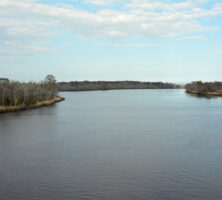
<box><xmin>0</xmin><ymin>75</ymin><xmax>58</xmax><ymax>106</ymax></box>
<box><xmin>58</xmin><ymin>81</ymin><xmax>180</xmax><ymax>91</ymax></box>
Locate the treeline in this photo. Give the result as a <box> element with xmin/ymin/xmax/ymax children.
<box><xmin>58</xmin><ymin>81</ymin><xmax>180</xmax><ymax>91</ymax></box>
<box><xmin>0</xmin><ymin>75</ymin><xmax>58</xmax><ymax>106</ymax></box>
<box><xmin>186</xmin><ymin>81</ymin><xmax>222</xmax><ymax>95</ymax></box>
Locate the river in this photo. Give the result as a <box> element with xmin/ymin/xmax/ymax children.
<box><xmin>0</xmin><ymin>89</ymin><xmax>222</xmax><ymax>200</ymax></box>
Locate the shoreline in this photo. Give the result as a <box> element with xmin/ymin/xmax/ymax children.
<box><xmin>59</xmin><ymin>88</ymin><xmax>184</xmax><ymax>92</ymax></box>
<box><xmin>58</xmin><ymin>81</ymin><xmax>181</xmax><ymax>91</ymax></box>
<box><xmin>0</xmin><ymin>96</ymin><xmax>65</xmax><ymax>113</ymax></box>
<box><xmin>186</xmin><ymin>90</ymin><xmax>222</xmax><ymax>97</ymax></box>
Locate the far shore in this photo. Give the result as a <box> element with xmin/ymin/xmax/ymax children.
<box><xmin>0</xmin><ymin>96</ymin><xmax>65</xmax><ymax>113</ymax></box>
<box><xmin>57</xmin><ymin>81</ymin><xmax>182</xmax><ymax>91</ymax></box>
<box><xmin>186</xmin><ymin>90</ymin><xmax>222</xmax><ymax>97</ymax></box>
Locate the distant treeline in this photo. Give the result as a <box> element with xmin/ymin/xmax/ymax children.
<box><xmin>58</xmin><ymin>81</ymin><xmax>180</xmax><ymax>91</ymax></box>
<box><xmin>186</xmin><ymin>81</ymin><xmax>222</xmax><ymax>95</ymax></box>
<box><xmin>0</xmin><ymin>75</ymin><xmax>58</xmax><ymax>106</ymax></box>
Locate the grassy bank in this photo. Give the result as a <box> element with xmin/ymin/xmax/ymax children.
<box><xmin>186</xmin><ymin>90</ymin><xmax>222</xmax><ymax>97</ymax></box>
<box><xmin>186</xmin><ymin>81</ymin><xmax>222</xmax><ymax>97</ymax></box>
<box><xmin>0</xmin><ymin>96</ymin><xmax>65</xmax><ymax>113</ymax></box>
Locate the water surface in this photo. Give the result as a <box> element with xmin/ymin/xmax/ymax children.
<box><xmin>0</xmin><ymin>89</ymin><xmax>222</xmax><ymax>200</ymax></box>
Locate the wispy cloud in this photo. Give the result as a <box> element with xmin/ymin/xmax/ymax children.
<box><xmin>126</xmin><ymin>0</ymin><xmax>211</xmax><ymax>10</ymax></box>
<box><xmin>93</xmin><ymin>43</ymin><xmax>160</xmax><ymax>47</ymax></box>
<box><xmin>177</xmin><ymin>35</ymin><xmax>206</xmax><ymax>40</ymax></box>
<box><xmin>214</xmin><ymin>50</ymin><xmax>222</xmax><ymax>54</ymax></box>
<box><xmin>0</xmin><ymin>41</ymin><xmax>59</xmax><ymax>56</ymax></box>
<box><xmin>0</xmin><ymin>0</ymin><xmax>222</xmax><ymax>56</ymax></box>
<box><xmin>83</xmin><ymin>0</ymin><xmax>127</xmax><ymax>6</ymax></box>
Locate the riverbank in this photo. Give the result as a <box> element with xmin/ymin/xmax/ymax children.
<box><xmin>58</xmin><ymin>81</ymin><xmax>181</xmax><ymax>91</ymax></box>
<box><xmin>0</xmin><ymin>96</ymin><xmax>65</xmax><ymax>113</ymax></box>
<box><xmin>186</xmin><ymin>90</ymin><xmax>222</xmax><ymax>97</ymax></box>
<box><xmin>185</xmin><ymin>81</ymin><xmax>222</xmax><ymax>97</ymax></box>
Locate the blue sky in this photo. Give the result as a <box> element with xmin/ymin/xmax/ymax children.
<box><xmin>1</xmin><ymin>0</ymin><xmax>222</xmax><ymax>83</ymax></box>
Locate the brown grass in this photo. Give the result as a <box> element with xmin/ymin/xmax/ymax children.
<box><xmin>0</xmin><ymin>96</ymin><xmax>65</xmax><ymax>113</ymax></box>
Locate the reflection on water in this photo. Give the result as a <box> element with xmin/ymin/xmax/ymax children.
<box><xmin>0</xmin><ymin>89</ymin><xmax>222</xmax><ymax>200</ymax></box>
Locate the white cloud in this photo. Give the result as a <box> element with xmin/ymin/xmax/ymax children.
<box><xmin>83</xmin><ymin>0</ymin><xmax>127</xmax><ymax>6</ymax></box>
<box><xmin>214</xmin><ymin>50</ymin><xmax>222</xmax><ymax>54</ymax></box>
<box><xmin>126</xmin><ymin>0</ymin><xmax>210</xmax><ymax>11</ymax></box>
<box><xmin>94</xmin><ymin>42</ymin><xmax>159</xmax><ymax>47</ymax></box>
<box><xmin>0</xmin><ymin>40</ymin><xmax>59</xmax><ymax>56</ymax></box>
<box><xmin>0</xmin><ymin>0</ymin><xmax>222</xmax><ymax>56</ymax></box>
<box><xmin>177</xmin><ymin>35</ymin><xmax>206</xmax><ymax>40</ymax></box>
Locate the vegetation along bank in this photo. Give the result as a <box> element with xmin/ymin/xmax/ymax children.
<box><xmin>58</xmin><ymin>81</ymin><xmax>181</xmax><ymax>91</ymax></box>
<box><xmin>186</xmin><ymin>81</ymin><xmax>222</xmax><ymax>97</ymax></box>
<box><xmin>0</xmin><ymin>75</ymin><xmax>65</xmax><ymax>113</ymax></box>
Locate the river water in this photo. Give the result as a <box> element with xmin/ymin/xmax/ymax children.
<box><xmin>0</xmin><ymin>89</ymin><xmax>222</xmax><ymax>200</ymax></box>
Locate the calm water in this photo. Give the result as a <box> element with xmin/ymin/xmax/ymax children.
<box><xmin>0</xmin><ymin>89</ymin><xmax>222</xmax><ymax>200</ymax></box>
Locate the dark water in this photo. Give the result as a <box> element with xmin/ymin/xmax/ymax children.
<box><xmin>1</xmin><ymin>89</ymin><xmax>222</xmax><ymax>200</ymax></box>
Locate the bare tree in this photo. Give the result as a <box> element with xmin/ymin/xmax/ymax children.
<box><xmin>0</xmin><ymin>76</ymin><xmax>58</xmax><ymax>106</ymax></box>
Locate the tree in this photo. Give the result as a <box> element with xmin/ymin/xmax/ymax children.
<box><xmin>0</xmin><ymin>75</ymin><xmax>58</xmax><ymax>106</ymax></box>
<box><xmin>44</xmin><ymin>75</ymin><xmax>56</xmax><ymax>84</ymax></box>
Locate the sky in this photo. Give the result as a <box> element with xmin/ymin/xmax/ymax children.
<box><xmin>0</xmin><ymin>0</ymin><xmax>222</xmax><ymax>83</ymax></box>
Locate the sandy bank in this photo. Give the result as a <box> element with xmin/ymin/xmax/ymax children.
<box><xmin>0</xmin><ymin>96</ymin><xmax>65</xmax><ymax>113</ymax></box>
